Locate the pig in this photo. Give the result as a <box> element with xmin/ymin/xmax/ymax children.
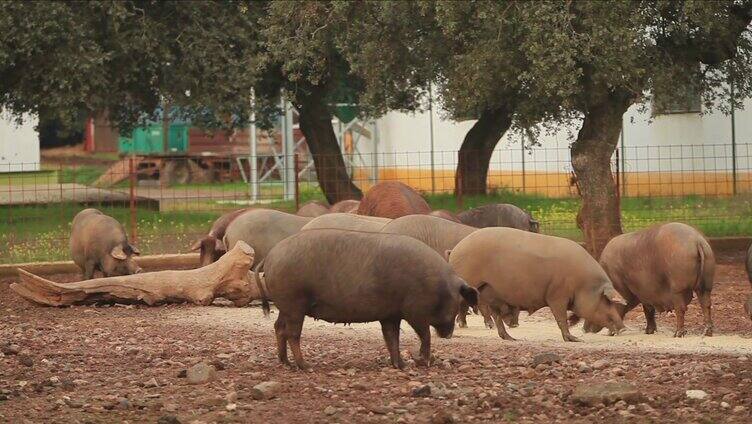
<box><xmin>457</xmin><ymin>203</ymin><xmax>539</xmax><ymax>232</ymax></box>
<box><xmin>223</xmin><ymin>209</ymin><xmax>311</xmax><ymax>270</ymax></box>
<box><xmin>261</xmin><ymin>229</ymin><xmax>479</xmax><ymax>369</ymax></box>
<box><xmin>449</xmin><ymin>227</ymin><xmax>626</xmax><ymax>342</ymax></box>
<box><xmin>191</xmin><ymin>208</ymin><xmax>251</xmax><ymax>267</ymax></box>
<box><xmin>380</xmin><ymin>214</ymin><xmax>515</xmax><ymax>329</ymax></box>
<box><xmin>746</xmin><ymin>243</ymin><xmax>752</xmax><ymax>321</ymax></box>
<box><xmin>597</xmin><ymin>223</ymin><xmax>715</xmax><ymax>337</ymax></box>
<box><xmin>296</xmin><ymin>200</ymin><xmax>330</xmax><ymax>217</ymax></box>
<box><xmin>356</xmin><ymin>181</ymin><xmax>431</xmax><ymax>219</ymax></box>
<box><xmin>329</xmin><ymin>199</ymin><xmax>360</xmax><ymax>213</ymax></box>
<box><xmin>429</xmin><ymin>209</ymin><xmax>461</xmax><ymax>223</ymax></box>
<box><xmin>70</xmin><ymin>208</ymin><xmax>142</xmax><ymax>279</ymax></box>
<box><xmin>302</xmin><ymin>213</ymin><xmax>391</xmax><ymax>232</ymax></box>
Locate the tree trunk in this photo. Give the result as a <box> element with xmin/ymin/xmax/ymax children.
<box><xmin>571</xmin><ymin>95</ymin><xmax>630</xmax><ymax>257</ymax></box>
<box><xmin>454</xmin><ymin>106</ymin><xmax>513</xmax><ymax>196</ymax></box>
<box><xmin>297</xmin><ymin>92</ymin><xmax>363</xmax><ymax>204</ymax></box>
<box><xmin>10</xmin><ymin>242</ymin><xmax>262</xmax><ymax>307</ymax></box>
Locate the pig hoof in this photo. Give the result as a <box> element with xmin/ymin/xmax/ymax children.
<box><xmin>500</xmin><ymin>335</ymin><xmax>516</xmax><ymax>341</ymax></box>
<box><xmin>564</xmin><ymin>335</ymin><xmax>582</xmax><ymax>342</ymax></box>
<box><xmin>645</xmin><ymin>327</ymin><xmax>656</xmax><ymax>335</ymax></box>
<box><xmin>673</xmin><ymin>329</ymin><xmax>687</xmax><ymax>338</ymax></box>
<box><xmin>703</xmin><ymin>327</ymin><xmax>713</xmax><ymax>337</ymax></box>
<box><xmin>485</xmin><ymin>322</ymin><xmax>495</xmax><ymax>329</ymax></box>
<box><xmin>508</xmin><ymin>323</ymin><xmax>518</xmax><ymax>328</ymax></box>
<box><xmin>295</xmin><ymin>361</ymin><xmax>311</xmax><ymax>371</ymax></box>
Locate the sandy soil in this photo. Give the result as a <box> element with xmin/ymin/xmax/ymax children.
<box><xmin>1</xmin><ymin>260</ymin><xmax>751</xmax><ymax>423</ymax></box>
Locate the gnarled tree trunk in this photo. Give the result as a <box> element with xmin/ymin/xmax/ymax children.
<box><xmin>571</xmin><ymin>95</ymin><xmax>630</xmax><ymax>257</ymax></box>
<box><xmin>297</xmin><ymin>89</ymin><xmax>363</xmax><ymax>204</ymax></box>
<box><xmin>455</xmin><ymin>106</ymin><xmax>513</xmax><ymax>196</ymax></box>
<box><xmin>10</xmin><ymin>242</ymin><xmax>262</xmax><ymax>307</ymax></box>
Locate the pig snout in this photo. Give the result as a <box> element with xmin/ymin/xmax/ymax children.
<box><xmin>434</xmin><ymin>322</ymin><xmax>455</xmax><ymax>339</ymax></box>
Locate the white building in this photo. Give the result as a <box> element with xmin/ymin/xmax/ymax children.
<box><xmin>0</xmin><ymin>112</ymin><xmax>40</xmax><ymax>172</ymax></box>
<box><xmin>357</xmin><ymin>97</ymin><xmax>752</xmax><ymax>196</ymax></box>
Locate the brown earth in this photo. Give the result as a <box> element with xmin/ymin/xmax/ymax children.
<box><xmin>1</xmin><ymin>254</ymin><xmax>751</xmax><ymax>423</ymax></box>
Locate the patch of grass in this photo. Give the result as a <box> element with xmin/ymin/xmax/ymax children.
<box><xmin>0</xmin><ymin>170</ymin><xmax>58</xmax><ymax>186</ymax></box>
<box><xmin>57</xmin><ymin>165</ymin><xmax>107</xmax><ymax>185</ymax></box>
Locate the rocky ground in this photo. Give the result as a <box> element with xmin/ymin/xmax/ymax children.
<box><xmin>1</xmin><ymin>254</ymin><xmax>751</xmax><ymax>424</ymax></box>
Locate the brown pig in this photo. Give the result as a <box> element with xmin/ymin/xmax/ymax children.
<box><xmin>191</xmin><ymin>208</ymin><xmax>252</xmax><ymax>267</ymax></box>
<box><xmin>261</xmin><ymin>229</ymin><xmax>478</xmax><ymax>369</ymax></box>
<box><xmin>70</xmin><ymin>208</ymin><xmax>141</xmax><ymax>279</ymax></box>
<box><xmin>429</xmin><ymin>209</ymin><xmax>461</xmax><ymax>223</ymax></box>
<box><xmin>597</xmin><ymin>223</ymin><xmax>715</xmax><ymax>337</ymax></box>
<box><xmin>449</xmin><ymin>227</ymin><xmax>626</xmax><ymax>342</ymax></box>
<box><xmin>329</xmin><ymin>199</ymin><xmax>360</xmax><ymax>213</ymax></box>
<box><xmin>380</xmin><ymin>214</ymin><xmax>515</xmax><ymax>329</ymax></box>
<box><xmin>303</xmin><ymin>213</ymin><xmax>391</xmax><ymax>232</ymax></box>
<box><xmin>458</xmin><ymin>203</ymin><xmax>539</xmax><ymax>232</ymax></box>
<box><xmin>357</xmin><ymin>181</ymin><xmax>431</xmax><ymax>219</ymax></box>
<box><xmin>296</xmin><ymin>200</ymin><xmax>330</xmax><ymax>217</ymax></box>
<box><xmin>223</xmin><ymin>209</ymin><xmax>311</xmax><ymax>270</ymax></box>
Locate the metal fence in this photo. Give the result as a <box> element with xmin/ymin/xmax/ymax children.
<box><xmin>3</xmin><ymin>143</ymin><xmax>752</xmax><ymax>264</ymax></box>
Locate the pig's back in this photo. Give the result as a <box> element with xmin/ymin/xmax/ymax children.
<box><xmin>302</xmin><ymin>213</ymin><xmax>390</xmax><ymax>232</ymax></box>
<box><xmin>381</xmin><ymin>214</ymin><xmax>475</xmax><ymax>255</ymax></box>
<box><xmin>224</xmin><ymin>209</ymin><xmax>310</xmax><ymax>262</ymax></box>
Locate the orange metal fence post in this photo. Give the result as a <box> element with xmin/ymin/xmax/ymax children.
<box><xmin>294</xmin><ymin>153</ymin><xmax>300</xmax><ymax>211</ymax></box>
<box><xmin>129</xmin><ymin>156</ymin><xmax>137</xmax><ymax>243</ymax></box>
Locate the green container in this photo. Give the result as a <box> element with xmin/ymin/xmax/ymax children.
<box><xmin>119</xmin><ymin>124</ymin><xmax>189</xmax><ymax>154</ymax></box>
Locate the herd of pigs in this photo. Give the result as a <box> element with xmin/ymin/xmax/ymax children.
<box><xmin>67</xmin><ymin>181</ymin><xmax>752</xmax><ymax>370</ymax></box>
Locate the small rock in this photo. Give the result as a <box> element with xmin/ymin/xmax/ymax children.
<box><xmin>144</xmin><ymin>378</ymin><xmax>159</xmax><ymax>388</ymax></box>
<box><xmin>157</xmin><ymin>415</ymin><xmax>182</xmax><ymax>424</ymax></box>
<box><xmin>685</xmin><ymin>390</ymin><xmax>709</xmax><ymax>400</ymax></box>
<box><xmin>251</xmin><ymin>381</ymin><xmax>281</xmax><ymax>400</ymax></box>
<box><xmin>733</xmin><ymin>405</ymin><xmax>747</xmax><ymax>413</ymax></box>
<box><xmin>186</xmin><ymin>363</ymin><xmax>217</xmax><ymax>385</ymax></box>
<box><xmin>532</xmin><ymin>353</ymin><xmax>562</xmax><ymax>367</ymax></box>
<box><xmin>324</xmin><ymin>406</ymin><xmax>337</xmax><ymax>416</ymax></box>
<box><xmin>226</xmin><ymin>391</ymin><xmax>238</xmax><ymax>403</ymax></box>
<box><xmin>18</xmin><ymin>354</ymin><xmax>33</xmax><ymax>367</ymax></box>
<box><xmin>177</xmin><ymin>369</ymin><xmax>187</xmax><ymax>378</ymax></box>
<box><xmin>225</xmin><ymin>403</ymin><xmax>237</xmax><ymax>412</ymax></box>
<box><xmin>369</xmin><ymin>406</ymin><xmax>390</xmax><ymax>415</ymax></box>
<box><xmin>721</xmin><ymin>402</ymin><xmax>730</xmax><ymax>408</ymax></box>
<box><xmin>571</xmin><ymin>382</ymin><xmax>645</xmax><ymax>406</ymax></box>
<box><xmin>430</xmin><ymin>410</ymin><xmax>455</xmax><ymax>424</ymax></box>
<box><xmin>62</xmin><ymin>396</ymin><xmax>83</xmax><ymax>408</ymax></box>
<box><xmin>577</xmin><ymin>362</ymin><xmax>591</xmax><ymax>373</ymax></box>
<box><xmin>1</xmin><ymin>344</ymin><xmax>20</xmax><ymax>355</ymax></box>
<box><xmin>118</xmin><ymin>397</ymin><xmax>131</xmax><ymax>409</ymax></box>
<box><xmin>592</xmin><ymin>359</ymin><xmax>609</xmax><ymax>370</ymax></box>
<box><xmin>411</xmin><ymin>385</ymin><xmax>432</xmax><ymax>398</ymax></box>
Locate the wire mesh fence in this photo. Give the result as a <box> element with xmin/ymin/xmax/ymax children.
<box><xmin>2</xmin><ymin>143</ymin><xmax>752</xmax><ymax>264</ymax></box>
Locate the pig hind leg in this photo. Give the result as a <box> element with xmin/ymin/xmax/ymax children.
<box><xmin>695</xmin><ymin>289</ymin><xmax>713</xmax><ymax>336</ymax></box>
<box><xmin>380</xmin><ymin>319</ymin><xmax>405</xmax><ymax>369</ymax></box>
<box><xmin>671</xmin><ymin>291</ymin><xmax>692</xmax><ymax>338</ymax></box>
<box><xmin>643</xmin><ymin>304</ymin><xmax>657</xmax><ymax>334</ymax></box>
<box><xmin>274</xmin><ymin>315</ymin><xmax>290</xmax><ymax>366</ymax></box>
<box><xmin>285</xmin><ymin>314</ymin><xmax>310</xmax><ymax>370</ymax></box>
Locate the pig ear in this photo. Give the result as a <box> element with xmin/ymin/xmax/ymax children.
<box><xmin>190</xmin><ymin>240</ymin><xmax>202</xmax><ymax>251</ymax></box>
<box><xmin>602</xmin><ymin>286</ymin><xmax>627</xmax><ymax>305</ymax></box>
<box><xmin>459</xmin><ymin>284</ymin><xmax>479</xmax><ymax>307</ymax></box>
<box><xmin>129</xmin><ymin>244</ymin><xmax>141</xmax><ymax>256</ymax></box>
<box><xmin>444</xmin><ymin>250</ymin><xmax>452</xmax><ymax>261</ymax></box>
<box><xmin>110</xmin><ymin>245</ymin><xmax>127</xmax><ymax>260</ymax></box>
<box><xmin>215</xmin><ymin>239</ymin><xmax>226</xmax><ymax>253</ymax></box>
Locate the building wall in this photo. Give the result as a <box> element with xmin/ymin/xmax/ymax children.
<box><xmin>0</xmin><ymin>113</ymin><xmax>40</xmax><ymax>172</ymax></box>
<box><xmin>365</xmin><ymin>97</ymin><xmax>752</xmax><ymax>196</ymax></box>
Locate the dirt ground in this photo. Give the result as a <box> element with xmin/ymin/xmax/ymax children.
<box><xmin>1</xmin><ymin>254</ymin><xmax>752</xmax><ymax>423</ymax></box>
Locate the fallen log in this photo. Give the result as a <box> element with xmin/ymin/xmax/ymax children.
<box><xmin>10</xmin><ymin>242</ymin><xmax>262</xmax><ymax>307</ymax></box>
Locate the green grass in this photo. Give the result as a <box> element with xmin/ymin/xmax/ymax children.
<box><xmin>57</xmin><ymin>165</ymin><xmax>107</xmax><ymax>185</ymax></box>
<box><xmin>3</xmin><ymin>184</ymin><xmax>752</xmax><ymax>263</ymax></box>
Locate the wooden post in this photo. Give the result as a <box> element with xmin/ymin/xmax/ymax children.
<box><xmin>456</xmin><ymin>171</ymin><xmax>464</xmax><ymax>210</ymax></box>
<box><xmin>294</xmin><ymin>153</ymin><xmax>300</xmax><ymax>211</ymax></box>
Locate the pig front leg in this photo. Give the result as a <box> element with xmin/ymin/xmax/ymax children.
<box><xmin>478</xmin><ymin>303</ymin><xmax>495</xmax><ymax>329</ymax></box>
<box><xmin>456</xmin><ymin>301</ymin><xmax>469</xmax><ymax>328</ymax></box>
<box><xmin>380</xmin><ymin>319</ymin><xmax>405</xmax><ymax>369</ymax></box>
<box><xmin>408</xmin><ymin>322</ymin><xmax>432</xmax><ymax>367</ymax></box>
<box><xmin>83</xmin><ymin>261</ymin><xmax>96</xmax><ymax>280</ymax></box>
<box><xmin>549</xmin><ymin>301</ymin><xmax>581</xmax><ymax>342</ymax></box>
<box><xmin>490</xmin><ymin>305</ymin><xmax>516</xmax><ymax>341</ymax></box>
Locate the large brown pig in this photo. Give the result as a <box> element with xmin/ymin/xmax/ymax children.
<box><xmin>329</xmin><ymin>199</ymin><xmax>360</xmax><ymax>213</ymax></box>
<box><xmin>261</xmin><ymin>229</ymin><xmax>478</xmax><ymax>369</ymax></box>
<box><xmin>458</xmin><ymin>203</ymin><xmax>539</xmax><ymax>232</ymax></box>
<box><xmin>302</xmin><ymin>213</ymin><xmax>390</xmax><ymax>232</ymax></box>
<box><xmin>296</xmin><ymin>200</ymin><xmax>330</xmax><ymax>217</ymax></box>
<box><xmin>598</xmin><ymin>223</ymin><xmax>715</xmax><ymax>337</ymax></box>
<box><xmin>746</xmin><ymin>243</ymin><xmax>752</xmax><ymax>320</ymax></box>
<box><xmin>191</xmin><ymin>208</ymin><xmax>251</xmax><ymax>267</ymax></box>
<box><xmin>357</xmin><ymin>181</ymin><xmax>431</xmax><ymax>219</ymax></box>
<box><xmin>449</xmin><ymin>227</ymin><xmax>626</xmax><ymax>342</ymax></box>
<box><xmin>223</xmin><ymin>209</ymin><xmax>311</xmax><ymax>270</ymax></box>
<box><xmin>70</xmin><ymin>208</ymin><xmax>142</xmax><ymax>279</ymax></box>
<box><xmin>380</xmin><ymin>214</ymin><xmax>514</xmax><ymax>329</ymax></box>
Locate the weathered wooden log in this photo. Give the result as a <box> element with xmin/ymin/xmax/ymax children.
<box><xmin>10</xmin><ymin>242</ymin><xmax>262</xmax><ymax>307</ymax></box>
